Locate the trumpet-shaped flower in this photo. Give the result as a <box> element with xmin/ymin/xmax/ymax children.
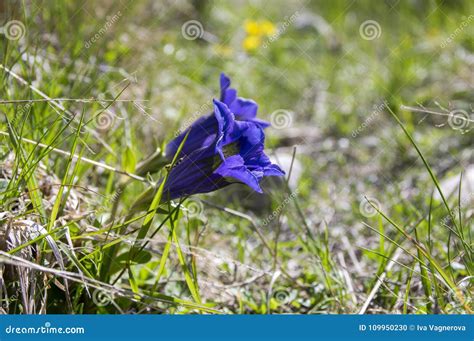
<box><xmin>166</xmin><ymin>73</ymin><xmax>269</xmax><ymax>158</ymax></box>
<box><xmin>163</xmin><ymin>99</ymin><xmax>284</xmax><ymax>199</ymax></box>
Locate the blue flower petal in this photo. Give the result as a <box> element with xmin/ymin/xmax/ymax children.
<box><xmin>229</xmin><ymin>98</ymin><xmax>258</xmax><ymax>119</ymax></box>
<box><xmin>162</xmin><ymin>74</ymin><xmax>285</xmax><ymax>200</ymax></box>
<box><xmin>166</xmin><ymin>114</ymin><xmax>218</xmax><ymax>159</ymax></box>
<box><xmin>220</xmin><ymin>73</ymin><xmax>270</xmax><ymax>128</ymax></box>
<box><xmin>215</xmin><ymin>155</ymin><xmax>262</xmax><ymax>193</ymax></box>
<box><xmin>213</xmin><ymin>99</ymin><xmax>235</xmax><ymax>161</ymax></box>
<box><xmin>164</xmin><ymin>144</ymin><xmax>221</xmax><ymax>199</ymax></box>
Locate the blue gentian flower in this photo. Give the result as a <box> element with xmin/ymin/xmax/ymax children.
<box><xmin>166</xmin><ymin>73</ymin><xmax>269</xmax><ymax>158</ymax></box>
<box><xmin>163</xmin><ymin>99</ymin><xmax>284</xmax><ymax>199</ymax></box>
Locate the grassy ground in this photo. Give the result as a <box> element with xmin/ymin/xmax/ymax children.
<box><xmin>0</xmin><ymin>0</ymin><xmax>472</xmax><ymax>314</ymax></box>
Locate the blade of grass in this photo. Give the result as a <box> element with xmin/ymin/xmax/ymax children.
<box><xmin>413</xmin><ymin>224</ymin><xmax>433</xmax><ymax>312</ymax></box>
<box><xmin>170</xmin><ymin>205</ymin><xmax>202</xmax><ymax>303</ymax></box>
<box><xmin>6</xmin><ymin>116</ymin><xmax>47</xmax><ymax>223</ymax></box>
<box><xmin>388</xmin><ymin>105</ymin><xmax>471</xmax><ymax>257</ymax></box>
<box><xmin>366</xmin><ymin>198</ymin><xmax>471</xmax><ymax>313</ymax></box>
<box><xmin>127</xmin><ymin>131</ymin><xmax>190</xmax><ymax>262</ymax></box>
<box><xmin>47</xmin><ymin>112</ymin><xmax>84</xmax><ymax>232</ymax></box>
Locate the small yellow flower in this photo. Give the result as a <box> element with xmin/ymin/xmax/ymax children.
<box><xmin>260</xmin><ymin>20</ymin><xmax>276</xmax><ymax>36</ymax></box>
<box><xmin>244</xmin><ymin>20</ymin><xmax>261</xmax><ymax>36</ymax></box>
<box><xmin>243</xmin><ymin>19</ymin><xmax>276</xmax><ymax>51</ymax></box>
<box><xmin>243</xmin><ymin>35</ymin><xmax>262</xmax><ymax>51</ymax></box>
<box><xmin>242</xmin><ymin>35</ymin><xmax>262</xmax><ymax>51</ymax></box>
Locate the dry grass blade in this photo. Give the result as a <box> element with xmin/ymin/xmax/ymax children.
<box><xmin>358</xmin><ymin>248</ymin><xmax>403</xmax><ymax>314</ymax></box>
<box><xmin>0</xmin><ymin>251</ymin><xmax>221</xmax><ymax>314</ymax></box>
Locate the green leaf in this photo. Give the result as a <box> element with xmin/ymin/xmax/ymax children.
<box><xmin>117</xmin><ymin>250</ymin><xmax>152</xmax><ymax>265</ymax></box>
<box><xmin>122</xmin><ymin>146</ymin><xmax>137</xmax><ymax>174</ymax></box>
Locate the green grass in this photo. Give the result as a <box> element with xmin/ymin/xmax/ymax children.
<box><xmin>0</xmin><ymin>0</ymin><xmax>473</xmax><ymax>314</ymax></box>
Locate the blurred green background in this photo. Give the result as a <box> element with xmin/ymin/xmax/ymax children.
<box><xmin>0</xmin><ymin>0</ymin><xmax>472</xmax><ymax>314</ymax></box>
